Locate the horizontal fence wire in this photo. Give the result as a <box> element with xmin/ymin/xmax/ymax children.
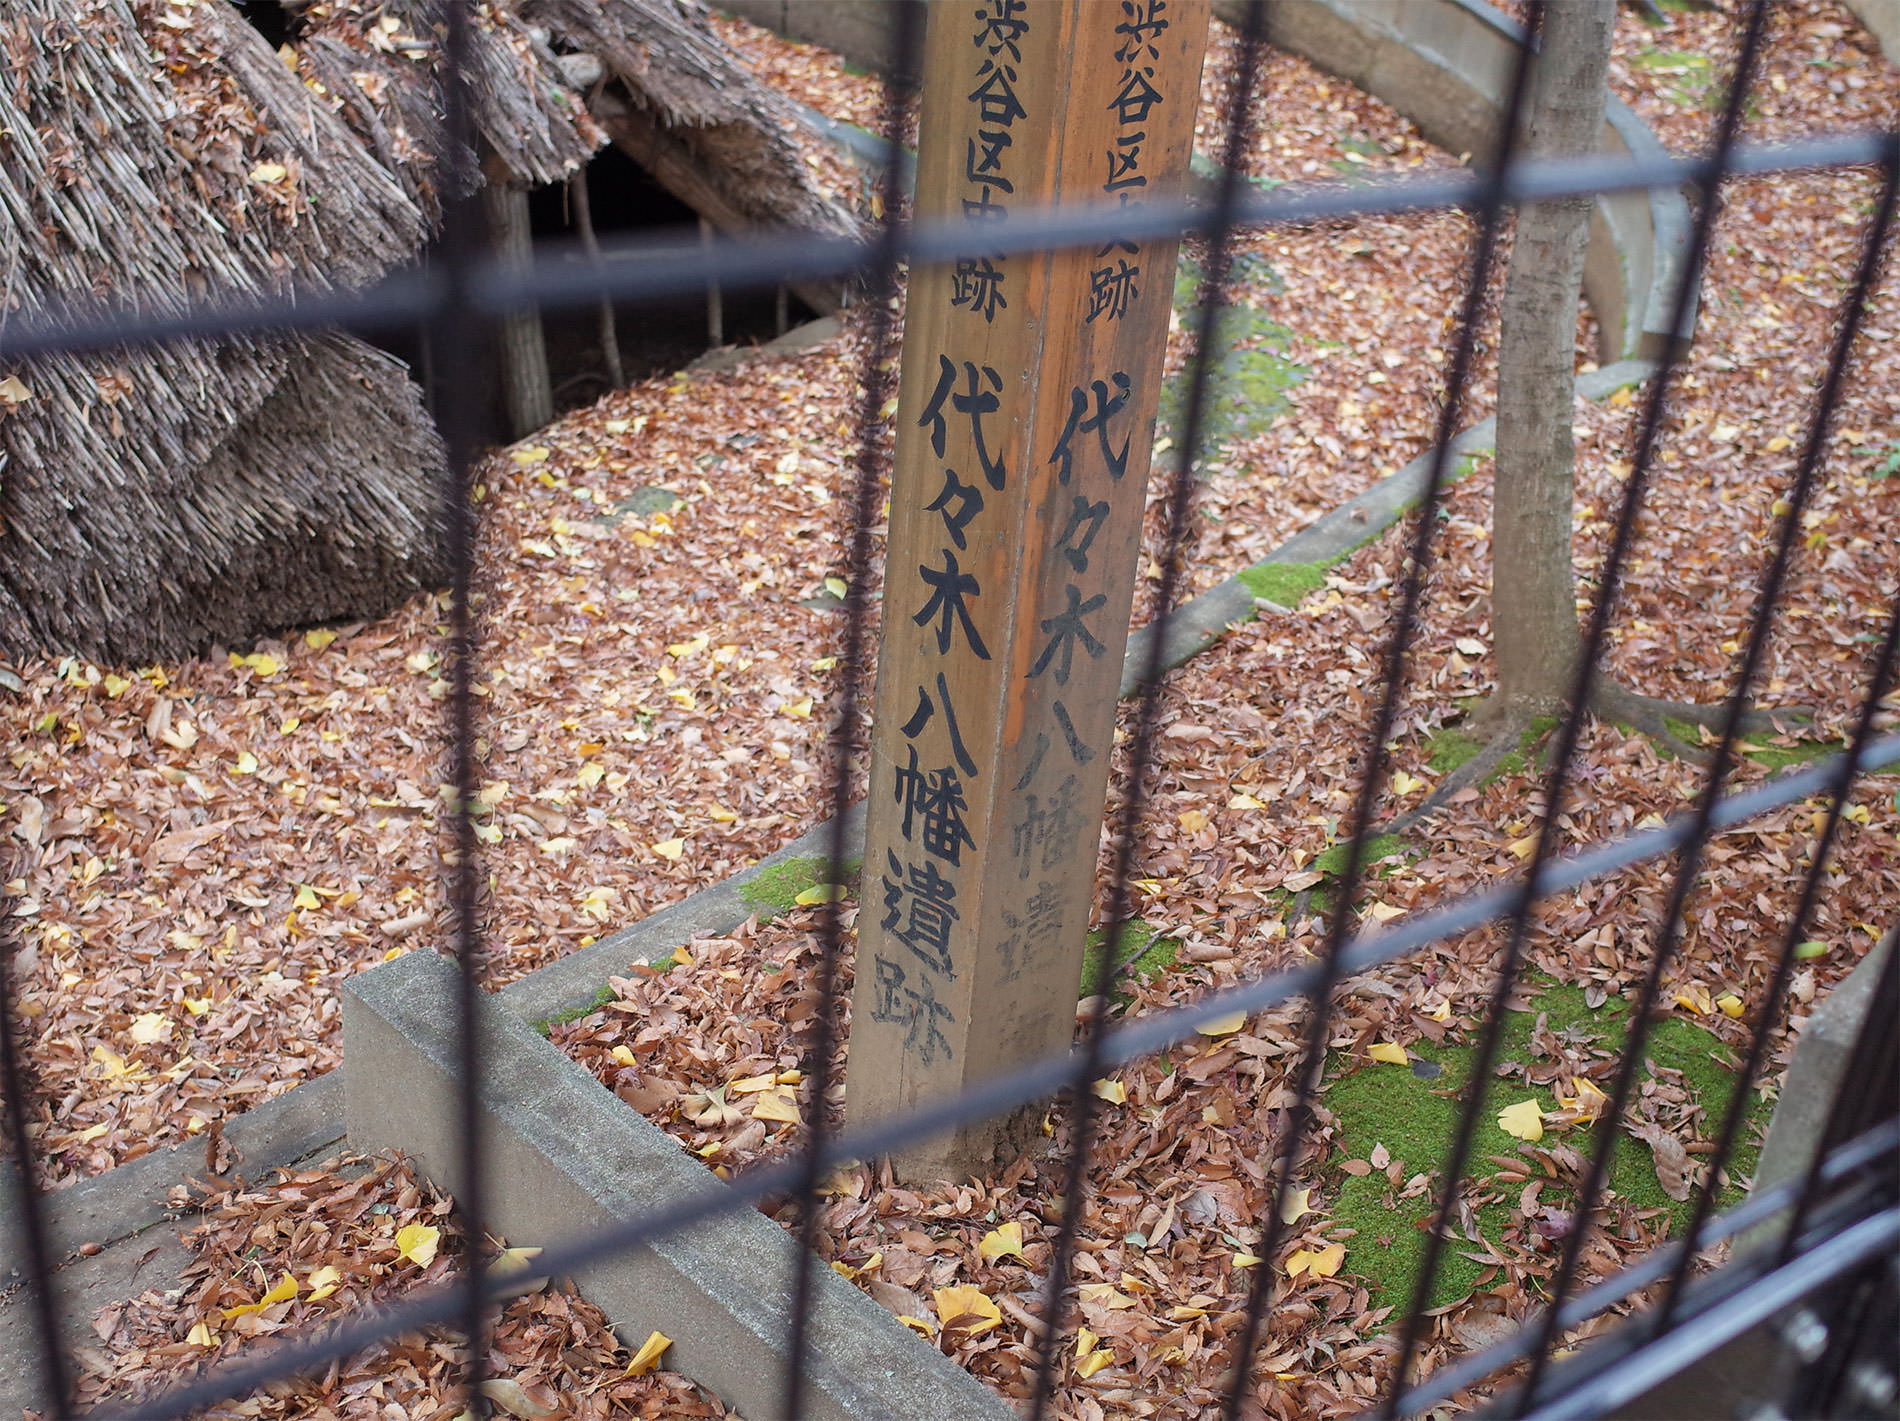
<box><xmin>0</xmin><ymin>132</ymin><xmax>1890</xmax><ymax>364</ymax></box>
<box><xmin>1</xmin><ymin>4</ymin><xmax>1896</xmax><ymax>1417</ymax></box>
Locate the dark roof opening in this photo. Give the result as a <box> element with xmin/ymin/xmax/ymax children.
<box><xmin>525</xmin><ymin>145</ymin><xmax>819</xmax><ymax>412</ymax></box>
<box><xmin>231</xmin><ymin>0</ymin><xmax>302</xmax><ymax>49</ymax></box>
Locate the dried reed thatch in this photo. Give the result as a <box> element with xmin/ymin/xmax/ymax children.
<box><xmin>0</xmin><ymin>0</ymin><xmax>855</xmax><ymax>666</ymax></box>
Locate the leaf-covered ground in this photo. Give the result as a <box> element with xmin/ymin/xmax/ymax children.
<box><xmin>75</xmin><ymin>1154</ymin><xmax>732</xmax><ymax>1418</ymax></box>
<box><xmin>6</xmin><ymin>3</ymin><xmax>1897</xmax><ymax>1416</ymax></box>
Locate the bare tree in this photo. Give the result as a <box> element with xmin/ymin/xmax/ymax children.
<box><xmin>1416</xmin><ymin>0</ymin><xmax>1783</xmax><ymax>807</ymax></box>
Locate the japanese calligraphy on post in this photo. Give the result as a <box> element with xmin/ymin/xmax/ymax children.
<box><xmin>849</xmin><ymin>0</ymin><xmax>1210</xmax><ymax>1181</ymax></box>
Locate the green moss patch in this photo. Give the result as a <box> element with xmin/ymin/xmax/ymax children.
<box><xmin>1159</xmin><ymin>257</ymin><xmax>1307</xmax><ymax>457</ymax></box>
<box><xmin>1421</xmin><ymin>715</ymin><xmax>1556</xmax><ymax>781</ymax></box>
<box><xmin>1326</xmin><ymin>975</ymin><xmax>1765</xmax><ymax>1313</ymax></box>
<box><xmin>1238</xmin><ymin>560</ymin><xmax>1329</xmax><ymax>609</ymax></box>
<box><xmin>1311</xmin><ymin>833</ymin><xmax>1411</xmax><ymax>882</ymax></box>
<box><xmin>533</xmin><ymin>983</ymin><xmax>617</xmax><ymax>1037</ymax></box>
<box><xmin>739</xmin><ymin>854</ymin><xmax>859</xmax><ymax>919</ymax></box>
<box><xmin>1080</xmin><ymin>919</ymin><xmax>1173</xmax><ymax>1003</ymax></box>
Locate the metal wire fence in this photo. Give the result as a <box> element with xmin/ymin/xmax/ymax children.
<box><xmin>2</xmin><ymin>1</ymin><xmax>1897</xmax><ymax>1417</ymax></box>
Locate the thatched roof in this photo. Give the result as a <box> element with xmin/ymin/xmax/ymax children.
<box><xmin>0</xmin><ymin>0</ymin><xmax>448</xmax><ymax>664</ymax></box>
<box><xmin>525</xmin><ymin>0</ymin><xmax>864</xmax><ymax>241</ymax></box>
<box><xmin>0</xmin><ymin>0</ymin><xmax>857</xmax><ymax>665</ymax></box>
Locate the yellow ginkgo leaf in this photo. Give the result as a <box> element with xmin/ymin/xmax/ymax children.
<box><xmin>1177</xmin><ymin>808</ymin><xmax>1209</xmax><ymax>833</ymax></box>
<box><xmin>233</xmin><ymin>752</ymin><xmax>260</xmax><ymax>775</ymax></box>
<box><xmin>1076</xmin><ymin>1283</ymin><xmax>1136</xmax><ymax>1309</ymax></box>
<box><xmin>1228</xmin><ymin>792</ymin><xmax>1265</xmax><ymax>810</ymax></box>
<box><xmin>488</xmin><ymin>1247</ymin><xmax>547</xmax><ymax>1296</ymax></box>
<box><xmin>396</xmin><ymin>1222</ymin><xmax>441</xmax><ymax>1268</ymax></box>
<box><xmin>103</xmin><ymin>673</ymin><xmax>131</xmax><ymax>698</ymax></box>
<box><xmin>1428</xmin><ymin>998</ymin><xmax>1453</xmax><ymax>1022</ymax></box>
<box><xmin>623</xmin><ymin>1330</ymin><xmax>671</xmax><ymax>1377</ymax></box>
<box><xmin>1279</xmin><ymin>1185</ymin><xmax>1314</xmax><ymax>1225</ymax></box>
<box><xmin>782</xmin><ymin>697</ymin><xmax>814</xmax><ymax>720</ymax></box>
<box><xmin>1076</xmin><ymin>1347</ymin><xmax>1115</xmax><ymax>1378</ymax></box>
<box><xmin>1368</xmin><ymin>1042</ymin><xmax>1409</xmax><ymax>1066</ymax></box>
<box><xmin>129</xmin><ymin>1012</ymin><xmax>170</xmax><ymax>1045</ymax></box>
<box><xmin>1673</xmin><ymin>984</ymin><xmax>1713</xmax><ymax>1015</ymax></box>
<box><xmin>1195</xmin><ymin>1010</ymin><xmax>1247</xmax><ymax>1037</ymax></box>
<box><xmin>304</xmin><ymin>628</ymin><xmax>337</xmax><ymax>651</ymax></box>
<box><xmin>577</xmin><ymin>762</ymin><xmax>605</xmax><ymax>790</ymax></box>
<box><xmin>305</xmin><ymin>1264</ymin><xmax>342</xmax><ymax>1301</ymax></box>
<box><xmin>222</xmin><ymin>1271</ymin><xmax>299</xmax><ymax>1319</ymax></box>
<box><xmin>1092</xmin><ymin>1078</ymin><xmax>1128</xmax><ymax>1104</ymax></box>
<box><xmin>183</xmin><ymin>996</ymin><xmax>212</xmax><ymax>1016</ymax></box>
<box><xmin>1285</xmin><ymin>1244</ymin><xmax>1346</xmax><ymax>1279</ymax></box>
<box><xmin>1498</xmin><ymin>1098</ymin><xmax>1545</xmax><ymax>1142</ymax></box>
<box><xmin>187</xmin><ymin>1320</ymin><xmax>219</xmax><ymax>1347</ymax></box>
<box><xmin>651</xmin><ymin>839</ymin><xmax>686</xmax><ymax>862</ymax></box>
<box><xmin>609</xmin><ymin>1045</ymin><xmax>637</xmax><ymax>1067</ymax></box>
<box><xmin>510</xmin><ymin>445</ymin><xmax>551</xmax><ymax>466</ymax></box>
<box><xmin>708</xmin><ymin>805</ymin><xmax>739</xmax><ymax>823</ymax></box>
<box><xmin>1716</xmin><ymin>992</ymin><xmax>1745</xmax><ymax>1018</ymax></box>
<box><xmin>293</xmin><ymin>884</ymin><xmax>321</xmax><ymax>910</ymax></box>
<box><xmin>824</xmin><ymin>577</ymin><xmax>849</xmax><ymax>600</ymax></box>
<box><xmin>794</xmin><ymin>882</ymin><xmax>847</xmax><ymax>905</ymax></box>
<box><xmin>1557</xmin><ymin>1077</ymin><xmax>1609</xmax><ymax>1121</ymax></box>
<box><xmin>933</xmin><ymin>1284</ymin><xmax>1002</xmax><ymax>1335</ymax></box>
<box><xmin>1507</xmin><ymin>835</ymin><xmax>1539</xmax><ymax>859</ymax></box>
<box><xmin>1391</xmin><ymin>770</ymin><xmax>1425</xmax><ymax>796</ymax></box>
<box><xmin>978</xmin><ymin>1221</ymin><xmax>1025</xmax><ymax>1263</ymax></box>
<box><xmin>753</xmin><ymin>1088</ymin><xmax>801</xmax><ymax>1124</ymax></box>
<box><xmin>1231</xmin><ymin>1251</ymin><xmax>1263</xmax><ymax>1268</ymax></box>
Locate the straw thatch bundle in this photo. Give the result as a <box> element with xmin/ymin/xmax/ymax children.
<box><xmin>0</xmin><ymin>0</ymin><xmax>453</xmax><ymax>664</ymax></box>
<box><xmin>0</xmin><ymin>0</ymin><xmax>857</xmax><ymax>665</ymax></box>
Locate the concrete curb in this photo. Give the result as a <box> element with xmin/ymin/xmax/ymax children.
<box><xmin>498</xmin><ymin>801</ymin><xmax>865</xmax><ymax>1029</ymax></box>
<box><xmin>1741</xmin><ymin>929</ymin><xmax>1897</xmax><ymax>1255</ymax></box>
<box><xmin>344</xmin><ymin>952</ymin><xmax>1012</xmax><ymax>1421</ymax></box>
<box><xmin>0</xmin><ymin>1071</ymin><xmax>344</xmax><ymax>1287</ymax></box>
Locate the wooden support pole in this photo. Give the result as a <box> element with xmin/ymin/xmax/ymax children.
<box><xmin>701</xmin><ymin>217</ymin><xmax>724</xmax><ymax>348</ymax></box>
<box><xmin>480</xmin><ymin>162</ymin><xmax>554</xmax><ymax>438</ymax></box>
<box><xmin>569</xmin><ymin>171</ymin><xmax>625</xmax><ymax>390</ymax></box>
<box><xmin>847</xmin><ymin>0</ymin><xmax>1210</xmax><ymax>1182</ymax></box>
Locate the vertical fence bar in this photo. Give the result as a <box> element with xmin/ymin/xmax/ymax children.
<box><xmin>0</xmin><ymin>869</ymin><xmax>68</xmax><ymax>1414</ymax></box>
<box><xmin>433</xmin><ymin>2</ymin><xmax>495</xmax><ymax>1412</ymax></box>
<box><xmin>1023</xmin><ymin>4</ymin><xmax>1272</xmax><ymax>1414</ymax></box>
<box><xmin>1223</xmin><ymin>7</ymin><xmax>1547</xmax><ymax>1416</ymax></box>
<box><xmin>779</xmin><ymin>6</ymin><xmax>925</xmax><ymax>1417</ymax></box>
<box><xmin>1653</xmin><ymin>136</ymin><xmax>1900</xmax><ymax>1333</ymax></box>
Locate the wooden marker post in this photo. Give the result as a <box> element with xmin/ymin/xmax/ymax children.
<box><xmin>849</xmin><ymin>0</ymin><xmax>1209</xmax><ymax>1181</ymax></box>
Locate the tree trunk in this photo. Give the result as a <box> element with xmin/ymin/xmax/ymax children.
<box><xmin>1491</xmin><ymin>1</ymin><xmax>1616</xmax><ymax>716</ymax></box>
<box><xmin>480</xmin><ymin>173</ymin><xmax>555</xmax><ymax>440</ymax></box>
